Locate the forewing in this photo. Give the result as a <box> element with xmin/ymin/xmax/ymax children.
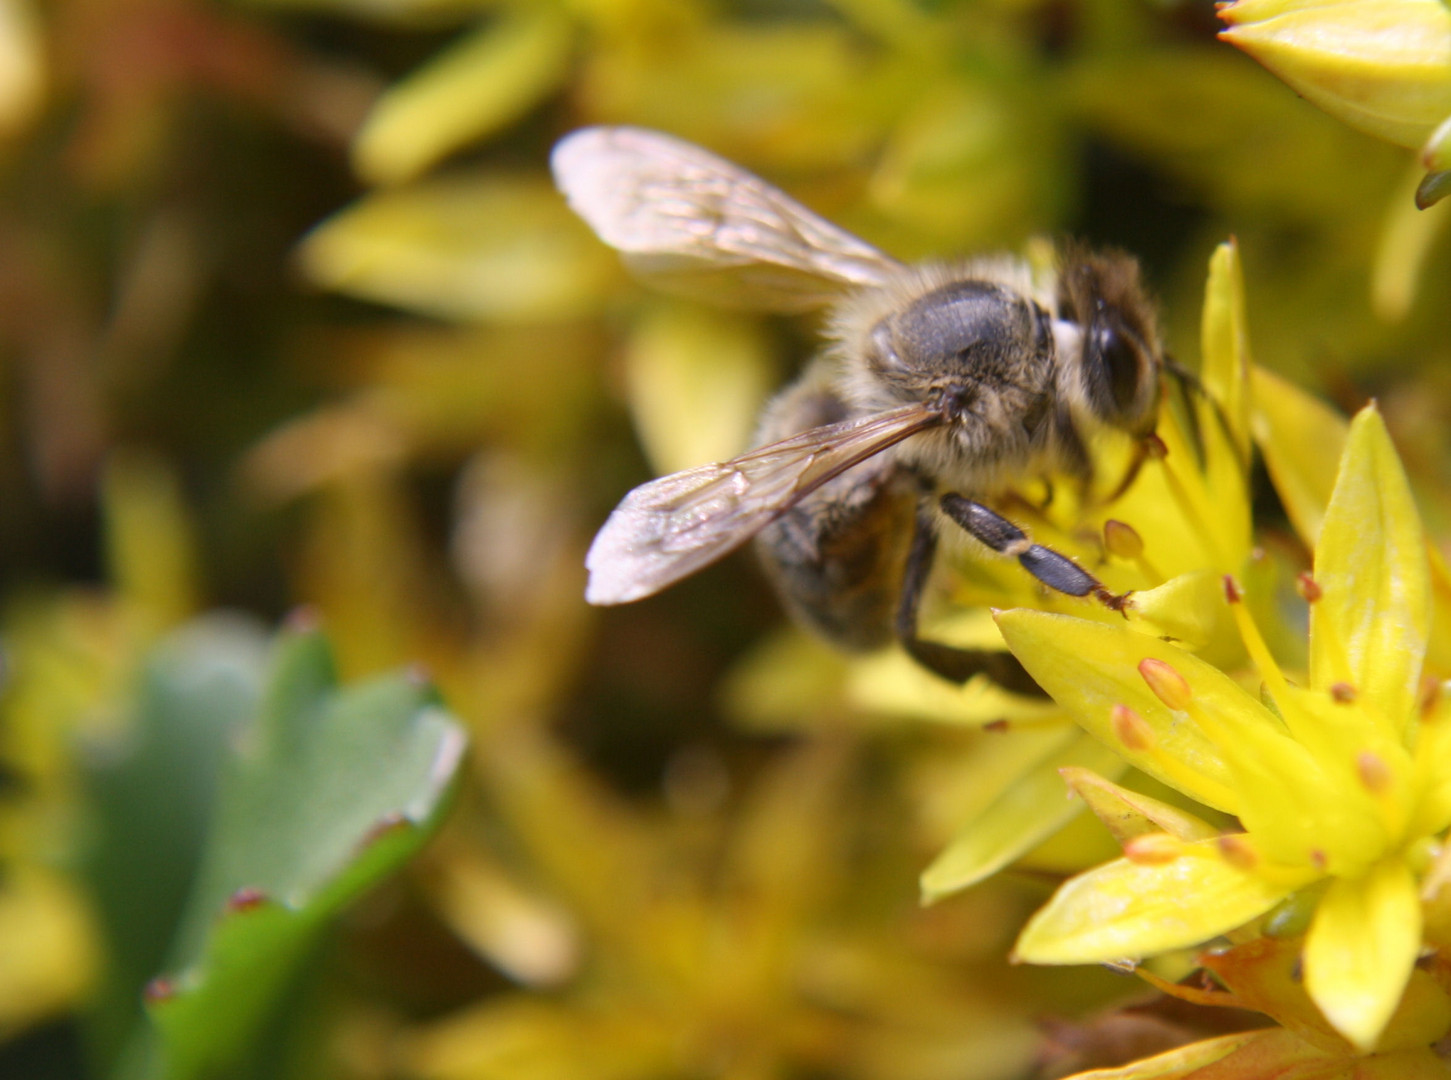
<box><xmin>552</xmin><ymin>126</ymin><xmax>904</xmax><ymax>311</ymax></box>
<box><xmin>586</xmin><ymin>405</ymin><xmax>940</xmax><ymax>604</ymax></box>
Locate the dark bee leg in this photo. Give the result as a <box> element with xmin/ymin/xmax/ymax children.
<box><xmin>940</xmin><ymin>494</ymin><xmax>1130</xmax><ymax>612</ymax></box>
<box><xmin>894</xmin><ymin>508</ymin><xmax>1044</xmax><ymax>694</ymax></box>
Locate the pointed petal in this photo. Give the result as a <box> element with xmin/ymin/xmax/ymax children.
<box><xmin>1059</xmin><ymin>767</ymin><xmax>1221</xmax><ymax>846</ymax></box>
<box><xmin>1053</xmin><ymin>1030</ymin><xmax>1271</xmax><ymax>1079</ymax></box>
<box><xmin>1359</xmin><ymin>1049</ymin><xmax>1451</xmax><ymax>1080</ymax></box>
<box><xmin>921</xmin><ymin>733</ymin><xmax>1126</xmax><ymax>902</ymax></box>
<box><xmin>1310</xmin><ymin>405</ymin><xmax>1429</xmax><ymax>730</ymax></box>
<box><xmin>1199</xmin><ymin>241</ymin><xmax>1253</xmax><ymax>463</ymax></box>
<box><xmin>1014</xmin><ymin>842</ymin><xmax>1297</xmax><ymax>964</ymax></box>
<box><xmin>1131</xmin><ymin>570</ymin><xmax>1237</xmax><ymax>655</ymax></box>
<box><xmin>1304</xmin><ymin>859</ymin><xmax>1422</xmax><ymax>1053</ymax></box>
<box><xmin>997</xmin><ymin>609</ymin><xmax>1285</xmax><ymax>814</ymax></box>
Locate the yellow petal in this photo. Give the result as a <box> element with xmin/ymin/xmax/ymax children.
<box><xmin>1059</xmin><ymin>767</ymin><xmax>1221</xmax><ymax>846</ymax></box>
<box><xmin>0</xmin><ymin>865</ymin><xmax>99</xmax><ymax>1034</ymax></box>
<box><xmin>1130</xmin><ymin>570</ymin><xmax>1237</xmax><ymax>658</ymax></box>
<box><xmin>1199</xmin><ymin>240</ymin><xmax>1253</xmax><ymax>462</ymax></box>
<box><xmin>1052</xmin><ymin>1030</ymin><xmax>1271</xmax><ymax>1079</ymax></box>
<box><xmin>846</xmin><ymin>644</ymin><xmax>1062</xmax><ymax>727</ymax></box>
<box><xmin>920</xmin><ymin>733</ymin><xmax>1126</xmax><ymax>903</ymax></box>
<box><xmin>300</xmin><ymin>172</ymin><xmax>621</xmax><ymax>323</ymax></box>
<box><xmin>353</xmin><ymin>7</ymin><xmax>574</xmax><ymax>186</ymax></box>
<box><xmin>1411</xmin><ymin>686</ymin><xmax>1451</xmax><ymax>836</ymax></box>
<box><xmin>1310</xmin><ymin>404</ymin><xmax>1429</xmax><ymax>731</ymax></box>
<box><xmin>1304</xmin><ymin>859</ymin><xmax>1422</xmax><ymax>1052</ymax></box>
<box><xmin>996</xmin><ymin>610</ymin><xmax>1249</xmax><ymax>813</ymax></box>
<box><xmin>623</xmin><ymin>302</ymin><xmax>774</xmax><ymax>475</ymax></box>
<box><xmin>1360</xmin><ymin>1048</ymin><xmax>1451</xmax><ymax>1079</ymax></box>
<box><xmin>1372</xmin><ymin>160</ymin><xmax>1451</xmax><ymax>321</ymax></box>
<box><xmin>1249</xmin><ymin>365</ymin><xmax>1348</xmax><ymax>549</ymax></box>
<box><xmin>103</xmin><ymin>450</ymin><xmax>201</xmax><ymax>636</ymax></box>
<box><xmin>1014</xmin><ymin>841</ymin><xmax>1298</xmax><ymax>964</ymax></box>
<box><xmin>0</xmin><ymin>0</ymin><xmax>43</xmax><ymax>136</ymax></box>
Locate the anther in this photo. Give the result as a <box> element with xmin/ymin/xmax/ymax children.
<box><xmin>1125</xmin><ymin>833</ymin><xmax>1182</xmax><ymax>864</ymax></box>
<box><xmin>1330</xmin><ymin>682</ymin><xmax>1357</xmax><ymax>704</ymax></box>
<box><xmin>1111</xmin><ymin>704</ymin><xmax>1154</xmax><ymax>751</ymax></box>
<box><xmin>1139</xmin><ymin>658</ymin><xmax>1192</xmax><ymax>710</ymax></box>
<box><xmin>1356</xmin><ymin>750</ymin><xmax>1392</xmax><ymax>794</ymax></box>
<box><xmin>1296</xmin><ymin>573</ymin><xmax>1322</xmax><ymax>603</ymax></box>
<box><xmin>1217</xmin><ymin>834</ymin><xmax>1258</xmax><ymax>870</ymax></box>
<box><xmin>1103</xmin><ymin>520</ymin><xmax>1144</xmax><ymax>560</ymax></box>
<box><xmin>1222</xmin><ymin>575</ymin><xmax>1243</xmax><ymax>604</ymax></box>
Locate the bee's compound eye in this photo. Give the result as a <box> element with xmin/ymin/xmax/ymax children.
<box><xmin>1091</xmin><ymin>315</ymin><xmax>1146</xmax><ymax>417</ymax></box>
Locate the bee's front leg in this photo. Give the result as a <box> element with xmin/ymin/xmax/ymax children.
<box><xmin>894</xmin><ymin>508</ymin><xmax>1044</xmax><ymax>693</ymax></box>
<box><xmin>939</xmin><ymin>494</ymin><xmax>1131</xmax><ymax>612</ymax></box>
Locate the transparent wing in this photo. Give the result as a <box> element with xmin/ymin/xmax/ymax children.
<box><xmin>586</xmin><ymin>405</ymin><xmax>941</xmax><ymax>604</ymax></box>
<box><xmin>552</xmin><ymin>126</ymin><xmax>904</xmax><ymax>312</ymax></box>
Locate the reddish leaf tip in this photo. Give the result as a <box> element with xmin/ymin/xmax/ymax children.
<box><xmin>225</xmin><ymin>886</ymin><xmax>270</xmax><ymax>914</ymax></box>
<box><xmin>284</xmin><ymin>605</ymin><xmax>322</xmax><ymax>633</ymax></box>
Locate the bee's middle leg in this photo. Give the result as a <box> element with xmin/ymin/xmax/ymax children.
<box><xmin>939</xmin><ymin>494</ymin><xmax>1130</xmax><ymax>611</ymax></box>
<box><xmin>895</xmin><ymin>508</ymin><xmax>1044</xmax><ymax>694</ymax></box>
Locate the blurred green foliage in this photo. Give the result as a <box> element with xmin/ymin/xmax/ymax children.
<box><xmin>0</xmin><ymin>0</ymin><xmax>1448</xmax><ymax>1078</ymax></box>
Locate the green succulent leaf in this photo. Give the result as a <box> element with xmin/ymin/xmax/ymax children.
<box><xmin>135</xmin><ymin>622</ymin><xmax>467</xmax><ymax>1080</ymax></box>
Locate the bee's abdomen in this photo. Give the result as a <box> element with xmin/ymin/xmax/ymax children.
<box><xmin>752</xmin><ymin>367</ymin><xmax>916</xmax><ymax>651</ymax></box>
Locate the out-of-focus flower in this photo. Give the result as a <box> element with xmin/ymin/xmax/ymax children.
<box><xmin>1218</xmin><ymin>0</ymin><xmax>1451</xmax><ymax>207</ymax></box>
<box><xmin>999</xmin><ymin>402</ymin><xmax>1451</xmax><ymax>1054</ymax></box>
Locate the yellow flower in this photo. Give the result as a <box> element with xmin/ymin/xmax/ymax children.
<box><xmin>999</xmin><ymin>402</ymin><xmax>1451</xmax><ymax>1053</ymax></box>
<box><xmin>1218</xmin><ymin>0</ymin><xmax>1451</xmax><ymax>205</ymax></box>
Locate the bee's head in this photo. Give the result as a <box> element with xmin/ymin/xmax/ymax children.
<box><xmin>1056</xmin><ymin>249</ymin><xmax>1163</xmax><ymax>438</ymax></box>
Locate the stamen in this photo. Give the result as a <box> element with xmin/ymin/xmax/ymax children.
<box><xmin>1296</xmin><ymin>572</ymin><xmax>1322</xmax><ymax>603</ymax></box>
<box><xmin>1217</xmin><ymin>834</ymin><xmax>1259</xmax><ymax>870</ymax></box>
<box><xmin>1356</xmin><ymin>750</ymin><xmax>1392</xmax><ymax>794</ymax></box>
<box><xmin>1153</xmin><ymin>410</ymin><xmax>1229</xmax><ymax>566</ymax></box>
<box><xmin>1111</xmin><ymin>704</ymin><xmax>1154</xmax><ymax>751</ymax></box>
<box><xmin>1330</xmin><ymin>682</ymin><xmax>1357</xmax><ymax>704</ymax></box>
<box><xmin>1305</xmin><ymin>561</ymin><xmax>1357</xmax><ymax>703</ymax></box>
<box><xmin>1103</xmin><ymin>519</ymin><xmax>1142</xmax><ymax>559</ymax></box>
<box><xmin>1103</xmin><ymin>519</ymin><xmax>1163</xmax><ymax>583</ymax></box>
<box><xmin>1124</xmin><ymin>833</ymin><xmax>1183</xmax><ymax>864</ymax></box>
<box><xmin>1139</xmin><ymin>658</ymin><xmax>1192</xmax><ymax>711</ymax></box>
<box><xmin>1223</xmin><ymin>575</ymin><xmax>1296</xmax><ymax>714</ymax></box>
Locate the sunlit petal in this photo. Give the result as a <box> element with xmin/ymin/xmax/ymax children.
<box><xmin>1304</xmin><ymin>858</ymin><xmax>1422</xmax><ymax>1052</ymax></box>
<box><xmin>1014</xmin><ymin>842</ymin><xmax>1301</xmax><ymax>964</ymax></box>
<box><xmin>1310</xmin><ymin>404</ymin><xmax>1429</xmax><ymax>732</ymax></box>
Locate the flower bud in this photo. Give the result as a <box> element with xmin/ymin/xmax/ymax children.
<box><xmin>1219</xmin><ymin>0</ymin><xmax>1451</xmax><ymax>151</ymax></box>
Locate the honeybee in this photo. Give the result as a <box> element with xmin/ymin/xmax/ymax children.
<box><xmin>553</xmin><ymin>127</ymin><xmax>1164</xmax><ymax>688</ymax></box>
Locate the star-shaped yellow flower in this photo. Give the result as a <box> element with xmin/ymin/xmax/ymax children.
<box><xmin>999</xmin><ymin>402</ymin><xmax>1451</xmax><ymax>1053</ymax></box>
